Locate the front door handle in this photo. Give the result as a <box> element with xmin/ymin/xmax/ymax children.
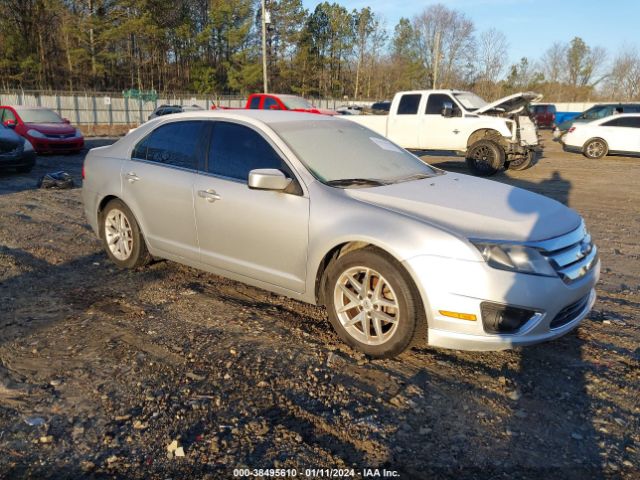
<box><xmin>453</xmin><ymin>129</ymin><xmax>460</xmax><ymax>134</ymax></box>
<box><xmin>197</xmin><ymin>189</ymin><xmax>222</xmax><ymax>203</ymax></box>
<box><xmin>126</xmin><ymin>172</ymin><xmax>140</xmax><ymax>183</ymax></box>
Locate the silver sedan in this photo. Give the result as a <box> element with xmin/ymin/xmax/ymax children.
<box><xmin>82</xmin><ymin>110</ymin><xmax>599</xmax><ymax>358</ymax></box>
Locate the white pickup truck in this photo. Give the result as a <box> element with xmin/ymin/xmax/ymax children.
<box><xmin>344</xmin><ymin>90</ymin><xmax>541</xmax><ymax>176</ymax></box>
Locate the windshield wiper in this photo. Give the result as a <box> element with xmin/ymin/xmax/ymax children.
<box><xmin>326</xmin><ymin>178</ymin><xmax>389</xmax><ymax>188</ymax></box>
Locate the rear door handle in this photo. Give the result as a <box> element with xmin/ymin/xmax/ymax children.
<box><xmin>125</xmin><ymin>172</ymin><xmax>140</xmax><ymax>183</ymax></box>
<box><xmin>197</xmin><ymin>189</ymin><xmax>221</xmax><ymax>203</ymax></box>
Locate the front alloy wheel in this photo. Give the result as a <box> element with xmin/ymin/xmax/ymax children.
<box><xmin>324</xmin><ymin>247</ymin><xmax>426</xmax><ymax>358</ymax></box>
<box><xmin>333</xmin><ymin>266</ymin><xmax>400</xmax><ymax>346</ymax></box>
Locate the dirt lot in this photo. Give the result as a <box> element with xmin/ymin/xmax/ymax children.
<box><xmin>0</xmin><ymin>132</ymin><xmax>638</xmax><ymax>479</ymax></box>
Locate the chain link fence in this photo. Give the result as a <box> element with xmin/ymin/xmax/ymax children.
<box><xmin>0</xmin><ymin>90</ymin><xmax>347</xmax><ymax>126</ymax></box>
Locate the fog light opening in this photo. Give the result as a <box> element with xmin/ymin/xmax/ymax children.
<box><xmin>480</xmin><ymin>302</ymin><xmax>536</xmax><ymax>334</ymax></box>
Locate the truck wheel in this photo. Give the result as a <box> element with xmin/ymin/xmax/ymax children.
<box><xmin>508</xmin><ymin>150</ymin><xmax>538</xmax><ymax>171</ymax></box>
<box><xmin>465</xmin><ymin>140</ymin><xmax>505</xmax><ymax>176</ymax></box>
<box><xmin>583</xmin><ymin>138</ymin><xmax>608</xmax><ymax>159</ymax></box>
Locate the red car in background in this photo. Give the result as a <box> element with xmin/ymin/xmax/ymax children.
<box><xmin>0</xmin><ymin>106</ymin><xmax>84</xmax><ymax>154</ymax></box>
<box><xmin>212</xmin><ymin>93</ymin><xmax>337</xmax><ymax>115</ymax></box>
<box><xmin>530</xmin><ymin>104</ymin><xmax>557</xmax><ymax>129</ymax></box>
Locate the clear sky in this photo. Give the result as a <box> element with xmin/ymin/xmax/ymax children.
<box><xmin>300</xmin><ymin>0</ymin><xmax>639</xmax><ymax>65</ymax></box>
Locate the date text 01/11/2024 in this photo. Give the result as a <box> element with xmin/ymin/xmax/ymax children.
<box><xmin>232</xmin><ymin>468</ymin><xmax>400</xmax><ymax>478</ymax></box>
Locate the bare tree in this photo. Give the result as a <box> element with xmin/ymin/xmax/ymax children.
<box><xmin>476</xmin><ymin>28</ymin><xmax>508</xmax><ymax>98</ymax></box>
<box><xmin>607</xmin><ymin>47</ymin><xmax>640</xmax><ymax>100</ymax></box>
<box><xmin>412</xmin><ymin>3</ymin><xmax>475</xmax><ymax>89</ymax></box>
<box><xmin>540</xmin><ymin>42</ymin><xmax>567</xmax><ymax>83</ymax></box>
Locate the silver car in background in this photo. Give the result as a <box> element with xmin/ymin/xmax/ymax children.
<box><xmin>82</xmin><ymin>111</ymin><xmax>599</xmax><ymax>358</ymax></box>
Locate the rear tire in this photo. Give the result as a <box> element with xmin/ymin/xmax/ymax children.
<box><xmin>583</xmin><ymin>138</ymin><xmax>607</xmax><ymax>159</ymax></box>
<box><xmin>99</xmin><ymin>199</ymin><xmax>150</xmax><ymax>269</ymax></box>
<box><xmin>465</xmin><ymin>140</ymin><xmax>505</xmax><ymax>176</ymax></box>
<box><xmin>324</xmin><ymin>247</ymin><xmax>426</xmax><ymax>358</ymax></box>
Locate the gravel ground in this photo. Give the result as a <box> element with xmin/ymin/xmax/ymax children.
<box><xmin>0</xmin><ymin>132</ymin><xmax>637</xmax><ymax>479</ymax></box>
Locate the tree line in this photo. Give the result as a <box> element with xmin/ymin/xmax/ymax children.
<box><xmin>1</xmin><ymin>1</ymin><xmax>639</xmax><ymax>102</ymax></box>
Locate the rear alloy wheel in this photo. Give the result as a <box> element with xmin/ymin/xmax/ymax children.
<box><xmin>324</xmin><ymin>247</ymin><xmax>426</xmax><ymax>358</ymax></box>
<box><xmin>465</xmin><ymin>140</ymin><xmax>505</xmax><ymax>176</ymax></box>
<box><xmin>583</xmin><ymin>138</ymin><xmax>608</xmax><ymax>159</ymax></box>
<box><xmin>100</xmin><ymin>199</ymin><xmax>150</xmax><ymax>268</ymax></box>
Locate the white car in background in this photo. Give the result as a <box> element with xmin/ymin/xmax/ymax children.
<box><xmin>562</xmin><ymin>114</ymin><xmax>640</xmax><ymax>159</ymax></box>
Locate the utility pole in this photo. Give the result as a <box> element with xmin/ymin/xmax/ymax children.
<box><xmin>432</xmin><ymin>29</ymin><xmax>441</xmax><ymax>89</ymax></box>
<box><xmin>261</xmin><ymin>0</ymin><xmax>268</xmax><ymax>93</ymax></box>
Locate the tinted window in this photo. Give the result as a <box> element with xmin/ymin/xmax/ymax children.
<box><xmin>397</xmin><ymin>94</ymin><xmax>421</xmax><ymax>115</ymax></box>
<box><xmin>208</xmin><ymin>122</ymin><xmax>290</xmax><ymax>181</ymax></box>
<box><xmin>263</xmin><ymin>97</ymin><xmax>280</xmax><ymax>110</ymax></box>
<box><xmin>425</xmin><ymin>94</ymin><xmax>458</xmax><ymax>115</ymax></box>
<box><xmin>615</xmin><ymin>117</ymin><xmax>640</xmax><ymax>128</ymax></box>
<box><xmin>625</xmin><ymin>105</ymin><xmax>640</xmax><ymax>113</ymax></box>
<box><xmin>132</xmin><ymin>121</ymin><xmax>205</xmax><ymax>170</ymax></box>
<box><xmin>602</xmin><ymin>118</ymin><xmax>621</xmax><ymax>127</ymax></box>
<box><xmin>248</xmin><ymin>96</ymin><xmax>260</xmax><ymax>109</ymax></box>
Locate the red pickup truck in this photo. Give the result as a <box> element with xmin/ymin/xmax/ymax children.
<box><xmin>212</xmin><ymin>93</ymin><xmax>337</xmax><ymax>115</ymax></box>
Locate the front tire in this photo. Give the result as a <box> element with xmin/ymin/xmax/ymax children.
<box><xmin>508</xmin><ymin>150</ymin><xmax>537</xmax><ymax>171</ymax></box>
<box><xmin>324</xmin><ymin>247</ymin><xmax>426</xmax><ymax>358</ymax></box>
<box><xmin>99</xmin><ymin>199</ymin><xmax>150</xmax><ymax>268</ymax></box>
<box><xmin>465</xmin><ymin>140</ymin><xmax>505</xmax><ymax>176</ymax></box>
<box><xmin>583</xmin><ymin>138</ymin><xmax>608</xmax><ymax>159</ymax></box>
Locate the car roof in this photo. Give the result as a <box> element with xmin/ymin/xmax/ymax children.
<box><xmin>161</xmin><ymin>109</ymin><xmax>335</xmax><ymax>125</ymax></box>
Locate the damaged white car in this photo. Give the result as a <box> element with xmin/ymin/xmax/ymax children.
<box><xmin>344</xmin><ymin>90</ymin><xmax>542</xmax><ymax>176</ymax></box>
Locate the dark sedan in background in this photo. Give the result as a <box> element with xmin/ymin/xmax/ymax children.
<box><xmin>0</xmin><ymin>123</ymin><xmax>36</xmax><ymax>173</ymax></box>
<box><xmin>0</xmin><ymin>106</ymin><xmax>84</xmax><ymax>154</ymax></box>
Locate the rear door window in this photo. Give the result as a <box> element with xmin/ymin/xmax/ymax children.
<box><xmin>397</xmin><ymin>94</ymin><xmax>421</xmax><ymax>115</ymax></box>
<box><xmin>132</xmin><ymin>120</ymin><xmax>205</xmax><ymax>170</ymax></box>
<box><xmin>207</xmin><ymin>121</ymin><xmax>292</xmax><ymax>181</ymax></box>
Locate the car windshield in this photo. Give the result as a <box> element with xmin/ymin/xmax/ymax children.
<box><xmin>272</xmin><ymin>119</ymin><xmax>438</xmax><ymax>186</ymax></box>
<box><xmin>453</xmin><ymin>92</ymin><xmax>488</xmax><ymax>111</ymax></box>
<box><xmin>16</xmin><ymin>108</ymin><xmax>63</xmax><ymax>123</ymax></box>
<box><xmin>580</xmin><ymin>106</ymin><xmax>613</xmax><ymax>120</ymax></box>
<box><xmin>280</xmin><ymin>96</ymin><xmax>313</xmax><ymax>110</ymax></box>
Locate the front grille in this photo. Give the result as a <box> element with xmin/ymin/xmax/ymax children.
<box><xmin>550</xmin><ymin>294</ymin><xmax>590</xmax><ymax>329</ymax></box>
<box><xmin>535</xmin><ymin>222</ymin><xmax>598</xmax><ymax>284</ymax></box>
<box><xmin>45</xmin><ymin>133</ymin><xmax>75</xmax><ymax>139</ymax></box>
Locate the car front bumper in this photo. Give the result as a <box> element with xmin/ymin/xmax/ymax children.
<box><xmin>0</xmin><ymin>150</ymin><xmax>37</xmax><ymax>169</ymax></box>
<box><xmin>403</xmin><ymin>254</ymin><xmax>600</xmax><ymax>351</ymax></box>
<box><xmin>29</xmin><ymin>137</ymin><xmax>84</xmax><ymax>153</ymax></box>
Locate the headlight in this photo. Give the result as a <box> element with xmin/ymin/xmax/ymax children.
<box><xmin>27</xmin><ymin>129</ymin><xmax>46</xmax><ymax>138</ymax></box>
<box><xmin>472</xmin><ymin>242</ymin><xmax>556</xmax><ymax>277</ymax></box>
<box><xmin>23</xmin><ymin>139</ymin><xmax>35</xmax><ymax>151</ymax></box>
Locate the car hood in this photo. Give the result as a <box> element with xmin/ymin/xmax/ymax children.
<box><xmin>0</xmin><ymin>126</ymin><xmax>24</xmax><ymax>152</ymax></box>
<box><xmin>346</xmin><ymin>173</ymin><xmax>581</xmax><ymax>243</ymax></box>
<box><xmin>26</xmin><ymin>123</ymin><xmax>77</xmax><ymax>135</ymax></box>
<box><xmin>476</xmin><ymin>92</ymin><xmax>542</xmax><ymax>115</ymax></box>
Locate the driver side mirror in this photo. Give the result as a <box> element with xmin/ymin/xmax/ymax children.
<box><xmin>3</xmin><ymin>119</ymin><xmax>16</xmax><ymax>129</ymax></box>
<box><xmin>62</xmin><ymin>118</ymin><xmax>71</xmax><ymax>124</ymax></box>
<box><xmin>441</xmin><ymin>102</ymin><xmax>454</xmax><ymax>117</ymax></box>
<box><xmin>248</xmin><ymin>168</ymin><xmax>292</xmax><ymax>191</ymax></box>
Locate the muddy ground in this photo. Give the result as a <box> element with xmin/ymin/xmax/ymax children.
<box><xmin>0</xmin><ymin>132</ymin><xmax>637</xmax><ymax>479</ymax></box>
